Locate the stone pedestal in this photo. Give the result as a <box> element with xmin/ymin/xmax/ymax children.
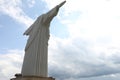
<box><xmin>10</xmin><ymin>74</ymin><xmax>55</xmax><ymax>80</ymax></box>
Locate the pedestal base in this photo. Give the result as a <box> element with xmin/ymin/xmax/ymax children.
<box><xmin>10</xmin><ymin>74</ymin><xmax>55</xmax><ymax>80</ymax></box>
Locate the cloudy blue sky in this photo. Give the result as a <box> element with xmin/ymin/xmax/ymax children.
<box><xmin>0</xmin><ymin>0</ymin><xmax>120</xmax><ymax>80</ymax></box>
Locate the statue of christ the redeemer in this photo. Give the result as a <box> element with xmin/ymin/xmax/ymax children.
<box><xmin>21</xmin><ymin>1</ymin><xmax>66</xmax><ymax>77</ymax></box>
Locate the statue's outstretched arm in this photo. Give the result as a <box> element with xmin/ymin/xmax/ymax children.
<box><xmin>57</xmin><ymin>1</ymin><xmax>66</xmax><ymax>8</ymax></box>
<box><xmin>43</xmin><ymin>1</ymin><xmax>66</xmax><ymax>24</ymax></box>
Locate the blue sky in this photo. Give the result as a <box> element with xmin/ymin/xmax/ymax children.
<box><xmin>0</xmin><ymin>0</ymin><xmax>120</xmax><ymax>80</ymax></box>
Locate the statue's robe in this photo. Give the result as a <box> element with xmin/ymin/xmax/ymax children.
<box><xmin>21</xmin><ymin>6</ymin><xmax>59</xmax><ymax>77</ymax></box>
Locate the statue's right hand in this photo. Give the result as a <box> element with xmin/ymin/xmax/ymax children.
<box><xmin>58</xmin><ymin>1</ymin><xmax>66</xmax><ymax>8</ymax></box>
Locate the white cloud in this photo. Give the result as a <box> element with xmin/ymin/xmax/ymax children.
<box><xmin>0</xmin><ymin>49</ymin><xmax>24</xmax><ymax>80</ymax></box>
<box><xmin>48</xmin><ymin>0</ymin><xmax>120</xmax><ymax>56</ymax></box>
<box><xmin>48</xmin><ymin>36</ymin><xmax>120</xmax><ymax>80</ymax></box>
<box><xmin>0</xmin><ymin>0</ymin><xmax>33</xmax><ymax>27</ymax></box>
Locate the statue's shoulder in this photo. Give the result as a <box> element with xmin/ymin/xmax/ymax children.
<box><xmin>38</xmin><ymin>14</ymin><xmax>46</xmax><ymax>18</ymax></box>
